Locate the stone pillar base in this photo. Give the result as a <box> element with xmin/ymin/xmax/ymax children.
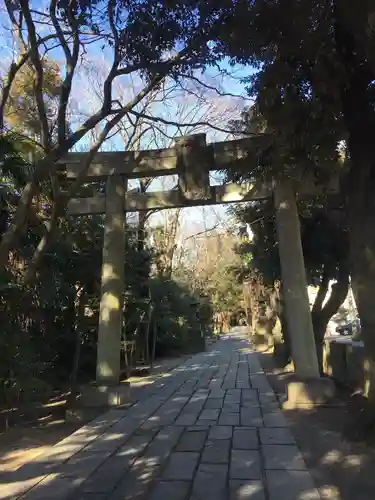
<box><xmin>80</xmin><ymin>382</ymin><xmax>131</xmax><ymax>407</ymax></box>
<box><xmin>282</xmin><ymin>377</ymin><xmax>335</xmax><ymax>410</ymax></box>
<box><xmin>65</xmin><ymin>382</ymin><xmax>131</xmax><ymax>423</ymax></box>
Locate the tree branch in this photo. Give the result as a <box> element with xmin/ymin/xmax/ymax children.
<box><xmin>125</xmin><ymin>109</ymin><xmax>236</xmax><ymax>135</ymax></box>
<box><xmin>19</xmin><ymin>0</ymin><xmax>50</xmax><ymax>150</ymax></box>
<box><xmin>176</xmin><ymin>73</ymin><xmax>249</xmax><ymax>100</ymax></box>
<box><xmin>50</xmin><ymin>0</ymin><xmax>80</xmax><ymax>145</ymax></box>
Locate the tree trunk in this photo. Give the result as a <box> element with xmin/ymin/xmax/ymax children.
<box><xmin>67</xmin><ymin>286</ymin><xmax>86</xmax><ymax>403</ymax></box>
<box><xmin>335</xmin><ymin>8</ymin><xmax>375</xmax><ymax>409</ymax></box>
<box><xmin>312</xmin><ymin>269</ymin><xmax>349</xmax><ymax>373</ymax></box>
<box><xmin>151</xmin><ymin>316</ymin><xmax>157</xmax><ymax>371</ymax></box>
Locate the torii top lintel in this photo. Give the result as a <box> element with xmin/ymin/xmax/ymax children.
<box><xmin>62</xmin><ymin>134</ymin><xmax>263</xmax><ymax>180</ymax></box>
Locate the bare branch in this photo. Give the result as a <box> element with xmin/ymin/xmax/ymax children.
<box><xmin>176</xmin><ymin>73</ymin><xmax>249</xmax><ymax>100</ymax></box>
<box><xmin>102</xmin><ymin>0</ymin><xmax>121</xmax><ymax>114</ymax></box>
<box><xmin>125</xmin><ymin>109</ymin><xmax>237</xmax><ymax>135</ymax></box>
<box><xmin>19</xmin><ymin>0</ymin><xmax>50</xmax><ymax>150</ymax></box>
<box><xmin>50</xmin><ymin>0</ymin><xmax>80</xmax><ymax>144</ymax></box>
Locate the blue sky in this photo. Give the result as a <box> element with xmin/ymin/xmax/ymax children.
<box><xmin>0</xmin><ymin>6</ymin><xmax>254</xmax><ymax>235</ymax></box>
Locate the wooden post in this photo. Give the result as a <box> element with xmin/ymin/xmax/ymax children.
<box><xmin>176</xmin><ymin>134</ymin><xmax>211</xmax><ymax>201</ymax></box>
<box><xmin>96</xmin><ymin>175</ymin><xmax>127</xmax><ymax>385</ymax></box>
<box><xmin>274</xmin><ymin>180</ymin><xmax>320</xmax><ymax>379</ymax></box>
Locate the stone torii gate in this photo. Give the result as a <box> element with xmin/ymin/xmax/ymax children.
<box><xmin>64</xmin><ymin>133</ymin><xmax>335</xmax><ymax>406</ymax></box>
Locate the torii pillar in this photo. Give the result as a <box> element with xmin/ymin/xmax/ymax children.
<box><xmin>79</xmin><ymin>175</ymin><xmax>129</xmax><ymax>410</ymax></box>
<box><xmin>274</xmin><ymin>181</ymin><xmax>334</xmax><ymax>407</ymax></box>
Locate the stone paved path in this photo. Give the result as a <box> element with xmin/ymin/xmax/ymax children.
<box><xmin>1</xmin><ymin>329</ymin><xmax>321</xmax><ymax>500</ymax></box>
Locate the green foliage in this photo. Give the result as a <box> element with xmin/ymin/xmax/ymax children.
<box><xmin>150</xmin><ymin>278</ymin><xmax>210</xmax><ymax>356</ymax></box>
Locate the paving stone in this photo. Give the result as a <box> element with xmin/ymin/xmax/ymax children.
<box><xmin>219</xmin><ymin>413</ymin><xmax>240</xmax><ymax>426</ymax></box>
<box><xmin>208</xmin><ymin>425</ymin><xmax>233</xmax><ymax>440</ymax></box>
<box><xmin>262</xmin><ymin>410</ymin><xmax>288</xmax><ymax>428</ymax></box>
<box><xmin>208</xmin><ymin>388</ymin><xmax>226</xmax><ymax>399</ymax></box>
<box><xmin>230</xmin><ymin>480</ymin><xmax>266</xmax><ymax>500</ymax></box>
<box><xmin>202</xmin><ymin>439</ymin><xmax>230</xmax><ymax>464</ymax></box>
<box><xmin>199</xmin><ymin>409</ymin><xmax>220</xmax><ymax>420</ymax></box>
<box><xmin>225</xmin><ymin>389</ymin><xmax>241</xmax><ymax>402</ymax></box>
<box><xmin>189</xmin><ymin>422</ymin><xmax>212</xmax><ymax>430</ymax></box>
<box><xmin>86</xmin><ymin>431</ymin><xmax>156</xmax><ymax>490</ymax></box>
<box><xmin>259</xmin><ymin>427</ymin><xmax>295</xmax><ymax>445</ymax></box>
<box><xmin>240</xmin><ymin>408</ymin><xmax>263</xmax><ymax>427</ymax></box>
<box><xmin>177</xmin><ymin>431</ymin><xmax>207</xmax><ymax>452</ymax></box>
<box><xmin>250</xmin><ymin>375</ymin><xmax>272</xmax><ymax>393</ymax></box>
<box><xmin>142</xmin><ymin>426</ymin><xmax>184</xmax><ymax>465</ymax></box>
<box><xmin>230</xmin><ymin>450</ymin><xmax>262</xmax><ymax>480</ymax></box>
<box><xmin>205</xmin><ymin>398</ymin><xmax>223</xmax><ymax>409</ymax></box>
<box><xmin>80</xmin><ymin>455</ymin><xmax>133</xmax><ymax>493</ymax></box>
<box><xmin>163</xmin><ymin>452</ymin><xmax>200</xmax><ymax>480</ymax></box>
<box><xmin>59</xmin><ymin>450</ymin><xmax>112</xmax><ymax>477</ymax></box>
<box><xmin>263</xmin><ymin>445</ymin><xmax>306</xmax><ymax>470</ymax></box>
<box><xmin>22</xmin><ymin>475</ymin><xmax>84</xmax><ymax>500</ymax></box>
<box><xmin>110</xmin><ymin>458</ymin><xmax>161</xmax><ymax>500</ymax></box>
<box><xmin>149</xmin><ymin>481</ymin><xmax>190</xmax><ymax>500</ymax></box>
<box><xmin>233</xmin><ymin>428</ymin><xmax>258</xmax><ymax>450</ymax></box>
<box><xmin>266</xmin><ymin>470</ymin><xmax>320</xmax><ymax>500</ymax></box>
<box><xmin>258</xmin><ymin>393</ymin><xmax>278</xmax><ymax>407</ymax></box>
<box><xmin>241</xmin><ymin>389</ymin><xmax>260</xmax><ymax>406</ymax></box>
<box><xmin>236</xmin><ymin>381</ymin><xmax>251</xmax><ymax>389</ymax></box>
<box><xmin>175</xmin><ymin>413</ymin><xmax>199</xmax><ymax>426</ymax></box>
<box><xmin>223</xmin><ymin>402</ymin><xmax>240</xmax><ymax>412</ymax></box>
<box><xmin>192</xmin><ymin>463</ymin><xmax>228</xmax><ymax>500</ymax></box>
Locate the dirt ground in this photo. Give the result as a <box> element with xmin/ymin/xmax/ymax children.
<box><xmin>259</xmin><ymin>351</ymin><xmax>375</xmax><ymax>500</ymax></box>
<box><xmin>0</xmin><ymin>355</ymin><xmax>188</xmax><ymax>472</ymax></box>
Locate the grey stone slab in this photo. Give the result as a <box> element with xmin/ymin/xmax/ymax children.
<box><xmin>259</xmin><ymin>428</ymin><xmax>295</xmax><ymax>445</ymax></box>
<box><xmin>116</xmin><ymin>430</ymin><xmax>158</xmax><ymax>458</ymax></box>
<box><xmin>177</xmin><ymin>430</ymin><xmax>207</xmax><ymax>452</ymax></box>
<box><xmin>80</xmin><ymin>455</ymin><xmax>131</xmax><ymax>493</ymax></box>
<box><xmin>263</xmin><ymin>445</ymin><xmax>306</xmax><ymax>470</ymax></box>
<box><xmin>250</xmin><ymin>375</ymin><xmax>272</xmax><ymax>394</ymax></box>
<box><xmin>230</xmin><ymin>450</ymin><xmax>262</xmax><ymax>480</ymax></box>
<box><xmin>149</xmin><ymin>481</ymin><xmax>190</xmax><ymax>500</ymax></box>
<box><xmin>225</xmin><ymin>390</ymin><xmax>241</xmax><ymax>402</ymax></box>
<box><xmin>208</xmin><ymin>425</ymin><xmax>233</xmax><ymax>440</ymax></box>
<box><xmin>189</xmin><ymin>422</ymin><xmax>212</xmax><ymax>430</ymax></box>
<box><xmin>202</xmin><ymin>439</ymin><xmax>230</xmax><ymax>464</ymax></box>
<box><xmin>110</xmin><ymin>458</ymin><xmax>161</xmax><ymax>500</ymax></box>
<box><xmin>21</xmin><ymin>475</ymin><xmax>84</xmax><ymax>500</ymax></box>
<box><xmin>142</xmin><ymin>426</ymin><xmax>184</xmax><ymax>465</ymax></box>
<box><xmin>205</xmin><ymin>398</ymin><xmax>224</xmax><ymax>409</ymax></box>
<box><xmin>240</xmin><ymin>408</ymin><xmax>263</xmax><ymax>427</ymax></box>
<box><xmin>81</xmin><ymin>432</ymin><xmax>156</xmax><ymax>493</ymax></box>
<box><xmin>230</xmin><ymin>480</ymin><xmax>265</xmax><ymax>500</ymax></box>
<box><xmin>223</xmin><ymin>402</ymin><xmax>240</xmax><ymax>412</ymax></box>
<box><xmin>233</xmin><ymin>428</ymin><xmax>258</xmax><ymax>450</ymax></box>
<box><xmin>58</xmin><ymin>450</ymin><xmax>112</xmax><ymax>477</ymax></box>
<box><xmin>175</xmin><ymin>413</ymin><xmax>199</xmax><ymax>426</ymax></box>
<box><xmin>219</xmin><ymin>413</ymin><xmax>240</xmax><ymax>426</ymax></box>
<box><xmin>163</xmin><ymin>452</ymin><xmax>200</xmax><ymax>480</ymax></box>
<box><xmin>236</xmin><ymin>381</ymin><xmax>251</xmax><ymax>389</ymax></box>
<box><xmin>208</xmin><ymin>388</ymin><xmax>226</xmax><ymax>399</ymax></box>
<box><xmin>199</xmin><ymin>409</ymin><xmax>220</xmax><ymax>420</ymax></box>
<box><xmin>241</xmin><ymin>389</ymin><xmax>260</xmax><ymax>406</ymax></box>
<box><xmin>262</xmin><ymin>410</ymin><xmax>288</xmax><ymax>428</ymax></box>
<box><xmin>266</xmin><ymin>470</ymin><xmax>320</xmax><ymax>500</ymax></box>
<box><xmin>258</xmin><ymin>393</ymin><xmax>278</xmax><ymax>407</ymax></box>
<box><xmin>192</xmin><ymin>463</ymin><xmax>228</xmax><ymax>500</ymax></box>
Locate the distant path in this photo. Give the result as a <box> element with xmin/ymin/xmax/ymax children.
<box><xmin>1</xmin><ymin>327</ymin><xmax>321</xmax><ymax>499</ymax></box>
